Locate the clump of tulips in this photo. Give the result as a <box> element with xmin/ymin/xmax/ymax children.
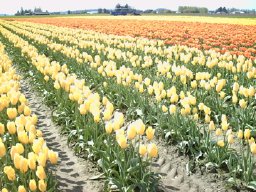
<box><xmin>0</xmin><ymin>42</ymin><xmax>58</xmax><ymax>192</ymax></box>
<box><xmin>0</xmin><ymin>25</ymin><xmax>160</xmax><ymax>191</ymax></box>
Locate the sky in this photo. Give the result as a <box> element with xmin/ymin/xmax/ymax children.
<box><xmin>0</xmin><ymin>0</ymin><xmax>256</xmax><ymax>14</ymax></box>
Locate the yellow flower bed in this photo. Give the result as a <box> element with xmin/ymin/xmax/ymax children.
<box><xmin>0</xmin><ymin>42</ymin><xmax>58</xmax><ymax>191</ymax></box>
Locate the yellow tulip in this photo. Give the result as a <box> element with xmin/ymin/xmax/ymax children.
<box><xmin>244</xmin><ymin>129</ymin><xmax>251</xmax><ymax>140</ymax></box>
<box><xmin>3</xmin><ymin>166</ymin><xmax>16</xmax><ymax>181</ymax></box>
<box><xmin>169</xmin><ymin>104</ymin><xmax>176</xmax><ymax>114</ymax></box>
<box><xmin>250</xmin><ymin>143</ymin><xmax>256</xmax><ymax>155</ymax></box>
<box><xmin>48</xmin><ymin>150</ymin><xmax>58</xmax><ymax>164</ymax></box>
<box><xmin>221</xmin><ymin>121</ymin><xmax>229</xmax><ymax>131</ymax></box>
<box><xmin>16</xmin><ymin>143</ymin><xmax>24</xmax><ymax>154</ymax></box>
<box><xmin>117</xmin><ymin>135</ymin><xmax>128</xmax><ymax>149</ymax></box>
<box><xmin>2</xmin><ymin>188</ymin><xmax>8</xmax><ymax>192</ymax></box>
<box><xmin>127</xmin><ymin>124</ymin><xmax>137</xmax><ymax>140</ymax></box>
<box><xmin>103</xmin><ymin>110</ymin><xmax>112</xmax><ymax>121</ymax></box>
<box><xmin>215</xmin><ymin>128</ymin><xmax>222</xmax><ymax>136</ymax></box>
<box><xmin>227</xmin><ymin>134</ymin><xmax>234</xmax><ymax>144</ymax></box>
<box><xmin>147</xmin><ymin>143</ymin><xmax>158</xmax><ymax>158</ymax></box>
<box><xmin>18</xmin><ymin>186</ymin><xmax>26</xmax><ymax>192</ymax></box>
<box><xmin>237</xmin><ymin>130</ymin><xmax>243</xmax><ymax>139</ymax></box>
<box><xmin>38</xmin><ymin>152</ymin><xmax>47</xmax><ymax>167</ymax></box>
<box><xmin>209</xmin><ymin>121</ymin><xmax>215</xmax><ymax>131</ymax></box>
<box><xmin>29</xmin><ymin>179</ymin><xmax>37</xmax><ymax>191</ymax></box>
<box><xmin>217</xmin><ymin>140</ymin><xmax>225</xmax><ymax>147</ymax></box>
<box><xmin>136</xmin><ymin>119</ymin><xmax>145</xmax><ymax>135</ymax></box>
<box><xmin>105</xmin><ymin>122</ymin><xmax>113</xmax><ymax>134</ymax></box>
<box><xmin>205</xmin><ymin>115</ymin><xmax>210</xmax><ymax>123</ymax></box>
<box><xmin>20</xmin><ymin>157</ymin><xmax>28</xmax><ymax>173</ymax></box>
<box><xmin>0</xmin><ymin>142</ymin><xmax>6</xmax><ymax>157</ymax></box>
<box><xmin>239</xmin><ymin>99</ymin><xmax>247</xmax><ymax>109</ymax></box>
<box><xmin>28</xmin><ymin>157</ymin><xmax>36</xmax><ymax>170</ymax></box>
<box><xmin>36</xmin><ymin>166</ymin><xmax>46</xmax><ymax>180</ymax></box>
<box><xmin>14</xmin><ymin>153</ymin><xmax>21</xmax><ymax>169</ymax></box>
<box><xmin>146</xmin><ymin>126</ymin><xmax>155</xmax><ymax>140</ymax></box>
<box><xmin>0</xmin><ymin>123</ymin><xmax>5</xmax><ymax>135</ymax></box>
<box><xmin>36</xmin><ymin>130</ymin><xmax>43</xmax><ymax>137</ymax></box>
<box><xmin>38</xmin><ymin>179</ymin><xmax>47</xmax><ymax>192</ymax></box>
<box><xmin>44</xmin><ymin>75</ymin><xmax>49</xmax><ymax>82</ymax></box>
<box><xmin>24</xmin><ymin>106</ymin><xmax>31</xmax><ymax>116</ymax></box>
<box><xmin>162</xmin><ymin>105</ymin><xmax>168</xmax><ymax>113</ymax></box>
<box><xmin>7</xmin><ymin>108</ymin><xmax>17</xmax><ymax>120</ymax></box>
<box><xmin>7</xmin><ymin>121</ymin><xmax>16</xmax><ymax>134</ymax></box>
<box><xmin>18</xmin><ymin>131</ymin><xmax>29</xmax><ymax>144</ymax></box>
<box><xmin>249</xmin><ymin>137</ymin><xmax>255</xmax><ymax>145</ymax></box>
<box><xmin>139</xmin><ymin>145</ymin><xmax>147</xmax><ymax>156</ymax></box>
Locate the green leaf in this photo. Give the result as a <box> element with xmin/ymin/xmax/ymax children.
<box><xmin>247</xmin><ymin>181</ymin><xmax>256</xmax><ymax>190</ymax></box>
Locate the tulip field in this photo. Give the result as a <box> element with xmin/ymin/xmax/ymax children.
<box><xmin>0</xmin><ymin>16</ymin><xmax>255</xmax><ymax>191</ymax></box>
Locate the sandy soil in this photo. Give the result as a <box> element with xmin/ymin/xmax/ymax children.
<box><xmin>154</xmin><ymin>139</ymin><xmax>237</xmax><ymax>192</ymax></box>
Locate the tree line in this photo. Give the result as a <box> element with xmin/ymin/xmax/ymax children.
<box><xmin>178</xmin><ymin>6</ymin><xmax>208</xmax><ymax>14</ymax></box>
<box><xmin>15</xmin><ymin>7</ymin><xmax>48</xmax><ymax>16</ymax></box>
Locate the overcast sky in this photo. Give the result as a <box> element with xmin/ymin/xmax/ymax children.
<box><xmin>0</xmin><ymin>0</ymin><xmax>256</xmax><ymax>14</ymax></box>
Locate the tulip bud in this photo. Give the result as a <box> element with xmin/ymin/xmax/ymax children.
<box><xmin>7</xmin><ymin>108</ymin><xmax>17</xmax><ymax>120</ymax></box>
<box><xmin>29</xmin><ymin>179</ymin><xmax>37</xmax><ymax>191</ymax></box>
<box><xmin>127</xmin><ymin>124</ymin><xmax>137</xmax><ymax>140</ymax></box>
<box><xmin>227</xmin><ymin>134</ymin><xmax>234</xmax><ymax>144</ymax></box>
<box><xmin>36</xmin><ymin>166</ymin><xmax>46</xmax><ymax>180</ymax></box>
<box><xmin>215</xmin><ymin>128</ymin><xmax>222</xmax><ymax>136</ymax></box>
<box><xmin>48</xmin><ymin>150</ymin><xmax>58</xmax><ymax>164</ymax></box>
<box><xmin>162</xmin><ymin>105</ymin><xmax>168</xmax><ymax>113</ymax></box>
<box><xmin>237</xmin><ymin>130</ymin><xmax>243</xmax><ymax>139</ymax></box>
<box><xmin>250</xmin><ymin>143</ymin><xmax>256</xmax><ymax>155</ymax></box>
<box><xmin>0</xmin><ymin>142</ymin><xmax>6</xmax><ymax>157</ymax></box>
<box><xmin>117</xmin><ymin>135</ymin><xmax>128</xmax><ymax>149</ymax></box>
<box><xmin>18</xmin><ymin>185</ymin><xmax>26</xmax><ymax>192</ymax></box>
<box><xmin>7</xmin><ymin>121</ymin><xmax>16</xmax><ymax>134</ymax></box>
<box><xmin>209</xmin><ymin>121</ymin><xmax>215</xmax><ymax>131</ymax></box>
<box><xmin>139</xmin><ymin>145</ymin><xmax>147</xmax><ymax>156</ymax></box>
<box><xmin>217</xmin><ymin>140</ymin><xmax>225</xmax><ymax>147</ymax></box>
<box><xmin>0</xmin><ymin>123</ymin><xmax>5</xmax><ymax>135</ymax></box>
<box><xmin>169</xmin><ymin>104</ymin><xmax>176</xmax><ymax>114</ymax></box>
<box><xmin>146</xmin><ymin>126</ymin><xmax>155</xmax><ymax>140</ymax></box>
<box><xmin>38</xmin><ymin>179</ymin><xmax>47</xmax><ymax>192</ymax></box>
<box><xmin>147</xmin><ymin>143</ymin><xmax>158</xmax><ymax>158</ymax></box>
<box><xmin>3</xmin><ymin>166</ymin><xmax>16</xmax><ymax>181</ymax></box>
<box><xmin>24</xmin><ymin>106</ymin><xmax>31</xmax><ymax>116</ymax></box>
<box><xmin>244</xmin><ymin>129</ymin><xmax>251</xmax><ymax>140</ymax></box>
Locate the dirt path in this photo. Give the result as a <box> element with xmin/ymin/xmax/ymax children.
<box><xmin>155</xmin><ymin>141</ymin><xmax>233</xmax><ymax>192</ymax></box>
<box><xmin>20</xmin><ymin>78</ymin><xmax>104</xmax><ymax>192</ymax></box>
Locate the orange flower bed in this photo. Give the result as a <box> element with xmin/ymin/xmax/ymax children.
<box><xmin>13</xmin><ymin>18</ymin><xmax>256</xmax><ymax>59</ymax></box>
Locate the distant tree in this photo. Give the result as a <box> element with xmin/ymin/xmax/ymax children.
<box><xmin>222</xmin><ymin>7</ymin><xmax>228</xmax><ymax>13</ymax></box>
<box><xmin>144</xmin><ymin>9</ymin><xmax>154</xmax><ymax>13</ymax></box>
<box><xmin>67</xmin><ymin>10</ymin><xmax>71</xmax><ymax>14</ymax></box>
<box><xmin>115</xmin><ymin>3</ymin><xmax>121</xmax><ymax>9</ymax></box>
<box><xmin>34</xmin><ymin>7</ymin><xmax>42</xmax><ymax>13</ymax></box>
<box><xmin>15</xmin><ymin>10</ymin><xmax>21</xmax><ymax>16</ymax></box>
<box><xmin>24</xmin><ymin>9</ymin><xmax>32</xmax><ymax>15</ymax></box>
<box><xmin>216</xmin><ymin>7</ymin><xmax>223</xmax><ymax>13</ymax></box>
<box><xmin>98</xmin><ymin>8</ymin><xmax>103</xmax><ymax>13</ymax></box>
<box><xmin>178</xmin><ymin>6</ymin><xmax>207</xmax><ymax>14</ymax></box>
<box><xmin>20</xmin><ymin>7</ymin><xmax>24</xmax><ymax>15</ymax></box>
<box><xmin>199</xmin><ymin>7</ymin><xmax>208</xmax><ymax>14</ymax></box>
<box><xmin>103</xmin><ymin>8</ymin><xmax>110</xmax><ymax>14</ymax></box>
